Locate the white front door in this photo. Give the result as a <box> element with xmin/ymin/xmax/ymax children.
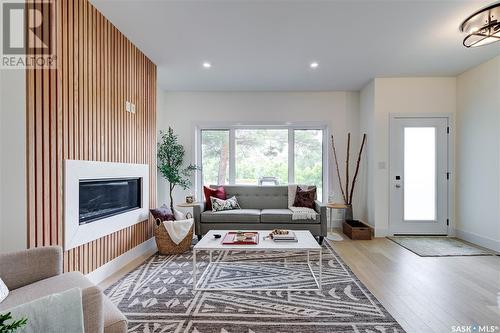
<box><xmin>389</xmin><ymin>116</ymin><xmax>449</xmax><ymax>235</ymax></box>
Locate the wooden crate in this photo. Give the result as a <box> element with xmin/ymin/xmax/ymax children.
<box><xmin>342</xmin><ymin>220</ymin><xmax>372</xmax><ymax>240</ymax></box>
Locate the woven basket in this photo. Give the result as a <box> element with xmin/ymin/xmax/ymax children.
<box><xmin>154</xmin><ymin>216</ymin><xmax>193</xmax><ymax>255</ymax></box>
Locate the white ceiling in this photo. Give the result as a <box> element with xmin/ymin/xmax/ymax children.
<box><xmin>91</xmin><ymin>0</ymin><xmax>500</xmax><ymax>91</ymax></box>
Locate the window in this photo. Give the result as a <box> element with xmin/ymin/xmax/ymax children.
<box><xmin>294</xmin><ymin>129</ymin><xmax>323</xmax><ymax>199</ymax></box>
<box><xmin>201</xmin><ymin>130</ymin><xmax>229</xmax><ymax>186</ymax></box>
<box><xmin>197</xmin><ymin>125</ymin><xmax>326</xmax><ymax>201</ymax></box>
<box><xmin>235</xmin><ymin>129</ymin><xmax>288</xmax><ymax>185</ymax></box>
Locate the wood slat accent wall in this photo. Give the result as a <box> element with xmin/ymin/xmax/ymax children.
<box><xmin>26</xmin><ymin>0</ymin><xmax>157</xmax><ymax>274</ymax></box>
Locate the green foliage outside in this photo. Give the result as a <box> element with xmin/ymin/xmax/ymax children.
<box><xmin>0</xmin><ymin>312</ymin><xmax>27</xmax><ymax>333</ymax></box>
<box><xmin>201</xmin><ymin>129</ymin><xmax>323</xmax><ymax>197</ymax></box>
<box><xmin>235</xmin><ymin>129</ymin><xmax>288</xmax><ymax>185</ymax></box>
<box><xmin>201</xmin><ymin>130</ymin><xmax>229</xmax><ymax>186</ymax></box>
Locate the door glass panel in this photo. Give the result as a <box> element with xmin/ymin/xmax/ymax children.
<box><xmin>404</xmin><ymin>127</ymin><xmax>436</xmax><ymax>221</ymax></box>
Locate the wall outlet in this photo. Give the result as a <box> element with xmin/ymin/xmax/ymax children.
<box><xmin>125</xmin><ymin>101</ymin><xmax>131</xmax><ymax>112</ymax></box>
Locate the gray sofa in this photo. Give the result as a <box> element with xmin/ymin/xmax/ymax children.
<box><xmin>193</xmin><ymin>185</ymin><xmax>327</xmax><ymax>243</ymax></box>
<box><xmin>0</xmin><ymin>246</ymin><xmax>127</xmax><ymax>333</ymax></box>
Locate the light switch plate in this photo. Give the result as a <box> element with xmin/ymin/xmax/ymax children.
<box><xmin>131</xmin><ymin>103</ymin><xmax>136</xmax><ymax>114</ymax></box>
<box><xmin>125</xmin><ymin>101</ymin><xmax>131</xmax><ymax>112</ymax></box>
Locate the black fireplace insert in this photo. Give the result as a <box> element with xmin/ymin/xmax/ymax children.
<box><xmin>79</xmin><ymin>177</ymin><xmax>142</xmax><ymax>225</ymax></box>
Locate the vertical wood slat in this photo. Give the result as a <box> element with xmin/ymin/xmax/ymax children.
<box><xmin>26</xmin><ymin>0</ymin><xmax>157</xmax><ymax>274</ymax></box>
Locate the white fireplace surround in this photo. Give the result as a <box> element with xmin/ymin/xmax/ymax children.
<box><xmin>64</xmin><ymin>160</ymin><xmax>149</xmax><ymax>250</ymax></box>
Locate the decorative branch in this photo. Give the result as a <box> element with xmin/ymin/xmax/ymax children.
<box><xmin>331</xmin><ymin>134</ymin><xmax>347</xmax><ymax>203</ymax></box>
<box><xmin>345</xmin><ymin>133</ymin><xmax>351</xmax><ymax>203</ymax></box>
<box><xmin>348</xmin><ymin>134</ymin><xmax>367</xmax><ymax>205</ymax></box>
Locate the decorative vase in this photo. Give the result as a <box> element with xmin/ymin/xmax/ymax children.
<box><xmin>344</xmin><ymin>204</ymin><xmax>353</xmax><ymax>221</ymax></box>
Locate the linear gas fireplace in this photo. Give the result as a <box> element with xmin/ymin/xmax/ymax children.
<box><xmin>79</xmin><ymin>178</ymin><xmax>142</xmax><ymax>225</ymax></box>
<box><xmin>65</xmin><ymin>160</ymin><xmax>149</xmax><ymax>250</ymax></box>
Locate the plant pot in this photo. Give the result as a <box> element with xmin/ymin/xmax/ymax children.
<box><xmin>342</xmin><ymin>219</ymin><xmax>372</xmax><ymax>240</ymax></box>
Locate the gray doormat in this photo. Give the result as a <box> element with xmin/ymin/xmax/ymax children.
<box><xmin>387</xmin><ymin>236</ymin><xmax>495</xmax><ymax>257</ymax></box>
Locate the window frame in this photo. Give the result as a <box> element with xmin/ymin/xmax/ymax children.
<box><xmin>194</xmin><ymin>122</ymin><xmax>329</xmax><ymax>202</ymax></box>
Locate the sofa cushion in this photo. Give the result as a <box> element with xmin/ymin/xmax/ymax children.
<box><xmin>211</xmin><ymin>196</ymin><xmax>241</xmax><ymax>212</ymax></box>
<box><xmin>261</xmin><ymin>209</ymin><xmax>320</xmax><ymax>224</ymax></box>
<box><xmin>6</xmin><ymin>287</ymin><xmax>85</xmax><ymax>333</ymax></box>
<box><xmin>201</xmin><ymin>209</ymin><xmax>261</xmax><ymax>223</ymax></box>
<box><xmin>293</xmin><ymin>186</ymin><xmax>317</xmax><ymax>209</ymax></box>
<box><xmin>260</xmin><ymin>209</ymin><xmax>292</xmax><ymax>223</ymax></box>
<box><xmin>204</xmin><ymin>186</ymin><xmax>226</xmax><ymax>211</ymax></box>
<box><xmin>150</xmin><ymin>204</ymin><xmax>175</xmax><ymax>222</ymax></box>
<box><xmin>291</xmin><ymin>213</ymin><xmax>321</xmax><ymax>224</ymax></box>
<box><xmin>213</xmin><ymin>185</ymin><xmax>288</xmax><ymax>209</ymax></box>
<box><xmin>0</xmin><ymin>272</ymin><xmax>92</xmax><ymax>310</ymax></box>
<box><xmin>0</xmin><ymin>272</ymin><xmax>126</xmax><ymax>333</ymax></box>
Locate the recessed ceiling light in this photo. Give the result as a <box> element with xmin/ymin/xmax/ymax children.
<box><xmin>310</xmin><ymin>62</ymin><xmax>319</xmax><ymax>69</ymax></box>
<box><xmin>202</xmin><ymin>62</ymin><xmax>212</xmax><ymax>69</ymax></box>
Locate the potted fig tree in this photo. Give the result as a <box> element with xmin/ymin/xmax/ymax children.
<box><xmin>157</xmin><ymin>127</ymin><xmax>198</xmax><ymax>211</ymax></box>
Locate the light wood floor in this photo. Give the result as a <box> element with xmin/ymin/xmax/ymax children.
<box><xmin>329</xmin><ymin>234</ymin><xmax>500</xmax><ymax>333</ymax></box>
<box><xmin>100</xmin><ymin>234</ymin><xmax>500</xmax><ymax>333</ymax></box>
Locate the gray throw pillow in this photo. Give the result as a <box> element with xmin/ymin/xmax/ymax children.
<box><xmin>211</xmin><ymin>196</ymin><xmax>241</xmax><ymax>212</ymax></box>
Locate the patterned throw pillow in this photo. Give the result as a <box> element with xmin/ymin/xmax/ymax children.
<box><xmin>293</xmin><ymin>186</ymin><xmax>317</xmax><ymax>209</ymax></box>
<box><xmin>211</xmin><ymin>196</ymin><xmax>241</xmax><ymax>212</ymax></box>
<box><xmin>0</xmin><ymin>277</ymin><xmax>9</xmax><ymax>303</ymax></box>
<box><xmin>150</xmin><ymin>204</ymin><xmax>175</xmax><ymax>222</ymax></box>
<box><xmin>203</xmin><ymin>186</ymin><xmax>226</xmax><ymax>211</ymax></box>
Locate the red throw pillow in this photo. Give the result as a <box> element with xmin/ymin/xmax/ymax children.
<box><xmin>203</xmin><ymin>186</ymin><xmax>226</xmax><ymax>211</ymax></box>
<box><xmin>293</xmin><ymin>186</ymin><xmax>317</xmax><ymax>209</ymax></box>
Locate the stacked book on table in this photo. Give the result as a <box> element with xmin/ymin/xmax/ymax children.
<box><xmin>271</xmin><ymin>231</ymin><xmax>298</xmax><ymax>242</ymax></box>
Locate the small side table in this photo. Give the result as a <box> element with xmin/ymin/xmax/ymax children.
<box><xmin>176</xmin><ymin>202</ymin><xmax>201</xmax><ymax>208</ymax></box>
<box><xmin>176</xmin><ymin>202</ymin><xmax>201</xmax><ymax>219</ymax></box>
<box><xmin>326</xmin><ymin>203</ymin><xmax>349</xmax><ymax>241</ymax></box>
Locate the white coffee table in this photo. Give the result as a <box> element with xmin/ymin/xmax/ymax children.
<box><xmin>193</xmin><ymin>230</ymin><xmax>322</xmax><ymax>292</ymax></box>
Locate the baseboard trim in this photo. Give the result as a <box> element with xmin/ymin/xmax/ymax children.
<box><xmin>375</xmin><ymin>227</ymin><xmax>389</xmax><ymax>238</ymax></box>
<box><xmin>86</xmin><ymin>238</ymin><xmax>157</xmax><ymax>285</ymax></box>
<box><xmin>454</xmin><ymin>228</ymin><xmax>500</xmax><ymax>252</ymax></box>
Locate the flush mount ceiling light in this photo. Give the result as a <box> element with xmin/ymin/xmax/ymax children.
<box><xmin>310</xmin><ymin>62</ymin><xmax>319</xmax><ymax>69</ymax></box>
<box><xmin>460</xmin><ymin>2</ymin><xmax>500</xmax><ymax>48</ymax></box>
<box><xmin>202</xmin><ymin>62</ymin><xmax>212</xmax><ymax>69</ymax></box>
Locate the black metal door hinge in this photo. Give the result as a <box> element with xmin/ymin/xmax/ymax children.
<box><xmin>446</xmin><ymin>219</ymin><xmax>449</xmax><ymax>226</ymax></box>
<box><xmin>447</xmin><ymin>127</ymin><xmax>450</xmax><ymax>134</ymax></box>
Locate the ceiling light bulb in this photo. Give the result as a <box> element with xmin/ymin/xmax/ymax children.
<box><xmin>202</xmin><ymin>62</ymin><xmax>211</xmax><ymax>69</ymax></box>
<box><xmin>310</xmin><ymin>62</ymin><xmax>319</xmax><ymax>69</ymax></box>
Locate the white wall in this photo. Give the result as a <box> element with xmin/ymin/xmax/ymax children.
<box><xmin>359</xmin><ymin>81</ymin><xmax>374</xmax><ymax>226</ymax></box>
<box><xmin>455</xmin><ymin>56</ymin><xmax>500</xmax><ymax>251</ymax></box>
<box><xmin>0</xmin><ymin>69</ymin><xmax>27</xmax><ymax>253</ymax></box>
<box><xmin>157</xmin><ymin>90</ymin><xmax>363</xmax><ymax>222</ymax></box>
<box><xmin>360</xmin><ymin>78</ymin><xmax>457</xmax><ymax>236</ymax></box>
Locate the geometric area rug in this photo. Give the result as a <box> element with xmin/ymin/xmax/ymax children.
<box><xmin>105</xmin><ymin>241</ymin><xmax>405</xmax><ymax>332</ymax></box>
